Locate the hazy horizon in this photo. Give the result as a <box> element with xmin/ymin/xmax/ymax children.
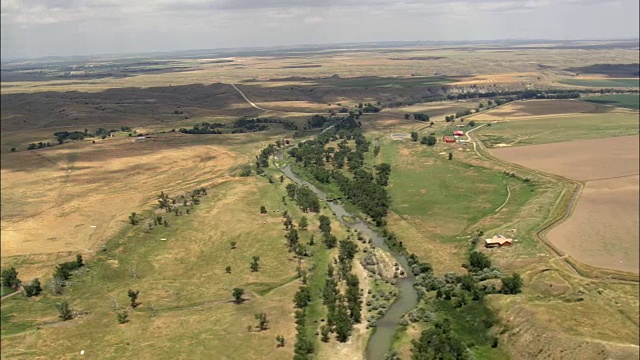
<box><xmin>3</xmin><ymin>37</ymin><xmax>640</xmax><ymax>63</ymax></box>
<box><xmin>2</xmin><ymin>0</ymin><xmax>639</xmax><ymax>60</ymax></box>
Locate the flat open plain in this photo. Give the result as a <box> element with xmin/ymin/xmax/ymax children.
<box><xmin>490</xmin><ymin>135</ymin><xmax>639</xmax><ymax>273</ymax></box>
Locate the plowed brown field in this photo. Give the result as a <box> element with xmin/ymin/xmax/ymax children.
<box><xmin>489</xmin><ymin>135</ymin><xmax>639</xmax><ymax>273</ymax></box>
<box><xmin>489</xmin><ymin>135</ymin><xmax>639</xmax><ymax>181</ymax></box>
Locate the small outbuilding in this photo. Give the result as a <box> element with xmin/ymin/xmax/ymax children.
<box><xmin>453</xmin><ymin>130</ymin><xmax>465</xmax><ymax>136</ymax></box>
<box><xmin>485</xmin><ymin>235</ymin><xmax>513</xmax><ymax>248</ymax></box>
<box><xmin>442</xmin><ymin>136</ymin><xmax>456</xmax><ymax>143</ymax></box>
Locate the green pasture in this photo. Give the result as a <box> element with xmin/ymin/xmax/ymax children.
<box><xmin>581</xmin><ymin>94</ymin><xmax>640</xmax><ymax>110</ymax></box>
<box><xmin>476</xmin><ymin>113</ymin><xmax>639</xmax><ymax>148</ymax></box>
<box><xmin>559</xmin><ymin>78</ymin><xmax>639</xmax><ymax>88</ymax></box>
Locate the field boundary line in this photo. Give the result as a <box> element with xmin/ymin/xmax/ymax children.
<box><xmin>583</xmin><ymin>173</ymin><xmax>640</xmax><ymax>182</ymax></box>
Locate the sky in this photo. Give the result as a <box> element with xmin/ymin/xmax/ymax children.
<box><xmin>1</xmin><ymin>0</ymin><xmax>639</xmax><ymax>59</ymax></box>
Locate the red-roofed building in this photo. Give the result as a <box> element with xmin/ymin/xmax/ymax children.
<box><xmin>453</xmin><ymin>130</ymin><xmax>465</xmax><ymax>136</ymax></box>
<box><xmin>442</xmin><ymin>136</ymin><xmax>456</xmax><ymax>143</ymax></box>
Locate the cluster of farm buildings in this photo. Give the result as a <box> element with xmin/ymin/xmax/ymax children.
<box><xmin>442</xmin><ymin>128</ymin><xmax>467</xmax><ymax>144</ymax></box>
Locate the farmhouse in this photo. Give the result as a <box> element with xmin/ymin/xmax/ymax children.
<box><xmin>442</xmin><ymin>136</ymin><xmax>456</xmax><ymax>143</ymax></box>
<box><xmin>485</xmin><ymin>235</ymin><xmax>513</xmax><ymax>248</ymax></box>
<box><xmin>453</xmin><ymin>130</ymin><xmax>465</xmax><ymax>137</ymax></box>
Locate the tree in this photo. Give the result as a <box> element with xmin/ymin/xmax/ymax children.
<box><xmin>334</xmin><ymin>303</ymin><xmax>353</xmax><ymax>342</ymax></box>
<box><xmin>459</xmin><ymin>275</ymin><xmax>475</xmax><ymax>292</ymax></box>
<box><xmin>468</xmin><ymin>120</ymin><xmax>476</xmax><ymax>127</ymax></box>
<box><xmin>501</xmin><ymin>273</ymin><xmax>523</xmax><ymax>294</ymax></box>
<box><xmin>10</xmin><ymin>147</ymin><xmax>16</xmax><ymax>152</ymax></box>
<box><xmin>251</xmin><ymin>256</ymin><xmax>260</xmax><ymax>272</ymax></box>
<box><xmin>286</xmin><ymin>228</ymin><xmax>299</xmax><ymax>250</ymax></box>
<box><xmin>283</xmin><ymin>215</ymin><xmax>293</xmax><ymax>230</ymax></box>
<box><xmin>230</xmin><ymin>241</ymin><xmax>237</xmax><ymax>249</ymax></box>
<box><xmin>233</xmin><ymin>288</ymin><xmax>245</xmax><ymax>304</ymax></box>
<box><xmin>279</xmin><ymin>175</ymin><xmax>284</xmax><ymax>183</ymax></box>
<box><xmin>404</xmin><ymin>114</ymin><xmax>410</xmax><ymax>120</ymax></box>
<box><xmin>318</xmin><ymin>215</ymin><xmax>331</xmax><ymax>234</ymax></box>
<box><xmin>298</xmin><ymin>216</ymin><xmax>308</xmax><ymax>230</ymax></box>
<box><xmin>410</xmin><ymin>132</ymin><xmax>419</xmax><ymax>141</ymax></box>
<box><xmin>448</xmin><ymin>152</ymin><xmax>453</xmax><ymax>160</ymax></box>
<box><xmin>255</xmin><ymin>312</ymin><xmax>269</xmax><ymax>330</ymax></box>
<box><xmin>225</xmin><ymin>265</ymin><xmax>232</xmax><ymax>274</ymax></box>
<box><xmin>320</xmin><ymin>325</ymin><xmax>330</xmax><ymax>342</ymax></box>
<box><xmin>469</xmin><ymin>251</ymin><xmax>491</xmax><ymax>272</ymax></box>
<box><xmin>421</xmin><ymin>135</ymin><xmax>437</xmax><ymax>146</ymax></box>
<box><xmin>76</xmin><ymin>254</ymin><xmax>84</xmax><ymax>268</ymax></box>
<box><xmin>375</xmin><ymin>163</ymin><xmax>391</xmax><ymax>187</ymax></box>
<box><xmin>56</xmin><ymin>301</ymin><xmax>73</xmax><ymax>321</ymax></box>
<box><xmin>23</xmin><ymin>278</ymin><xmax>42</xmax><ymax>297</ymax></box>
<box><xmin>276</xmin><ymin>335</ymin><xmax>285</xmax><ymax>347</ymax></box>
<box><xmin>411</xmin><ymin>319</ymin><xmax>468</xmax><ymax>360</ymax></box>
<box><xmin>117</xmin><ymin>311</ymin><xmax>129</xmax><ymax>324</ymax></box>
<box><xmin>128</xmin><ymin>289</ymin><xmax>140</xmax><ymax>308</ymax></box>
<box><xmin>323</xmin><ymin>233</ymin><xmax>337</xmax><ymax>249</ymax></box>
<box><xmin>294</xmin><ymin>286</ymin><xmax>312</xmax><ymax>308</ymax></box>
<box><xmin>286</xmin><ymin>183</ymin><xmax>298</xmax><ymax>200</ymax></box>
<box><xmin>413</xmin><ymin>113</ymin><xmax>429</xmax><ymax>121</ymax></box>
<box><xmin>260</xmin><ymin>205</ymin><xmax>267</xmax><ymax>214</ymax></box>
<box><xmin>1</xmin><ymin>267</ymin><xmax>20</xmax><ymax>288</ymax></box>
<box><xmin>128</xmin><ymin>212</ymin><xmax>139</xmax><ymax>225</ymax></box>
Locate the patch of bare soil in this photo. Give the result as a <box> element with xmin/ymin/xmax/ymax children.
<box><xmin>489</xmin><ymin>135</ymin><xmax>639</xmax><ymax>181</ymax></box>
<box><xmin>548</xmin><ymin>175</ymin><xmax>639</xmax><ymax>273</ymax></box>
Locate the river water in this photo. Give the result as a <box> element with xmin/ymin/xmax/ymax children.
<box><xmin>278</xmin><ymin>162</ymin><xmax>418</xmax><ymax>359</ymax></box>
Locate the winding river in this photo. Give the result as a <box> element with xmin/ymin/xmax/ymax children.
<box><xmin>277</xmin><ymin>158</ymin><xmax>418</xmax><ymax>359</ymax></box>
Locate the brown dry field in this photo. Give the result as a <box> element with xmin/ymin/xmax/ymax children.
<box><xmin>490</xmin><ymin>135</ymin><xmax>639</xmax><ymax>273</ymax></box>
<box><xmin>0</xmin><ymin>134</ymin><xmax>244</xmax><ymax>259</ymax></box>
<box><xmin>549</xmin><ymin>175</ymin><xmax>639</xmax><ymax>273</ymax></box>
<box><xmin>471</xmin><ymin>99</ymin><xmax>598</xmax><ymax>121</ymax></box>
<box><xmin>489</xmin><ymin>135</ymin><xmax>639</xmax><ymax>181</ymax></box>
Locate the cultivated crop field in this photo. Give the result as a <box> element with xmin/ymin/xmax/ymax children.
<box><xmin>490</xmin><ymin>135</ymin><xmax>639</xmax><ymax>273</ymax></box>
<box><xmin>476</xmin><ymin>112</ymin><xmax>639</xmax><ymax>147</ymax></box>
<box><xmin>558</xmin><ymin>78</ymin><xmax>640</xmax><ymax>88</ymax></box>
<box><xmin>581</xmin><ymin>93</ymin><xmax>640</xmax><ymax>110</ymax></box>
<box><xmin>489</xmin><ymin>135</ymin><xmax>639</xmax><ymax>180</ymax></box>
<box><xmin>470</xmin><ymin>99</ymin><xmax>598</xmax><ymax>121</ymax></box>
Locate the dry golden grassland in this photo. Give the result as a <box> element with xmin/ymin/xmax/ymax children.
<box><xmin>1</xmin><ymin>134</ymin><xmax>244</xmax><ymax>260</ymax></box>
<box><xmin>2</xmin><ymin>46</ymin><xmax>638</xmax><ymax>95</ymax></box>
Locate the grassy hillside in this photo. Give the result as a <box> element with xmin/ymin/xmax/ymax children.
<box><xmin>1</xmin><ymin>178</ymin><xmax>307</xmax><ymax>359</ymax></box>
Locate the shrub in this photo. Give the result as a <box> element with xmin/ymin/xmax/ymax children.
<box><xmin>117</xmin><ymin>311</ymin><xmax>129</xmax><ymax>324</ymax></box>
